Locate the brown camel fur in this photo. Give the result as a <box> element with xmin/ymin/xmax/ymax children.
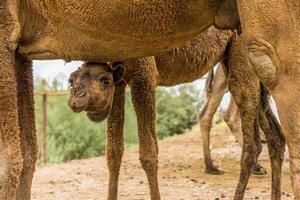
<box><xmin>0</xmin><ymin>5</ymin><xmax>37</xmax><ymax>200</ymax></box>
<box><xmin>0</xmin><ymin>0</ymin><xmax>239</xmax><ymax>200</ymax></box>
<box><xmin>226</xmin><ymin>35</ymin><xmax>285</xmax><ymax>200</ymax></box>
<box><xmin>0</xmin><ymin>1</ymin><xmax>239</xmax><ymax>197</ymax></box>
<box><xmin>1</xmin><ymin>1</ymin><xmax>297</xmax><ymax>199</ymax></box>
<box><xmin>68</xmin><ymin>28</ymin><xmax>285</xmax><ymax>200</ymax></box>
<box><xmin>14</xmin><ymin>0</ymin><xmax>239</xmax><ymax>62</ymax></box>
<box><xmin>199</xmin><ymin>65</ymin><xmax>266</xmax><ymax>176</ymax></box>
<box><xmin>237</xmin><ymin>1</ymin><xmax>300</xmax><ymax>198</ymax></box>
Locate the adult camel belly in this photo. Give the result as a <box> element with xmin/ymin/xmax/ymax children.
<box><xmin>17</xmin><ymin>0</ymin><xmax>238</xmax><ymax>62</ymax></box>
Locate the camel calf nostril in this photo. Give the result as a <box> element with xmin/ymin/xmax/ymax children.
<box><xmin>71</xmin><ymin>85</ymin><xmax>86</xmax><ymax>97</ymax></box>
<box><xmin>76</xmin><ymin>89</ymin><xmax>86</xmax><ymax>97</ymax></box>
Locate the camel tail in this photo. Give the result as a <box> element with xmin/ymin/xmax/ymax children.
<box><xmin>204</xmin><ymin>68</ymin><xmax>215</xmax><ymax>98</ymax></box>
<box><xmin>259</xmin><ymin>84</ymin><xmax>284</xmax><ymax>142</ymax></box>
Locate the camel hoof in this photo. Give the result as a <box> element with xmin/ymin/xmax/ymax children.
<box><xmin>252</xmin><ymin>163</ymin><xmax>267</xmax><ymax>176</ymax></box>
<box><xmin>205</xmin><ymin>166</ymin><xmax>224</xmax><ymax>175</ymax></box>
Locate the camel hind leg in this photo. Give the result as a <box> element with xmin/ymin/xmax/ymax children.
<box><xmin>0</xmin><ymin>4</ymin><xmax>23</xmax><ymax>199</ymax></box>
<box><xmin>227</xmin><ymin>35</ymin><xmax>262</xmax><ymax>200</ymax></box>
<box><xmin>199</xmin><ymin>63</ymin><xmax>227</xmax><ymax>175</ymax></box>
<box><xmin>258</xmin><ymin>86</ymin><xmax>285</xmax><ymax>200</ymax></box>
<box><xmin>223</xmin><ymin>96</ymin><xmax>243</xmax><ymax>146</ymax></box>
<box><xmin>224</xmin><ymin>95</ymin><xmax>267</xmax><ymax>176</ymax></box>
<box><xmin>14</xmin><ymin>54</ymin><xmax>38</xmax><ymax>200</ymax></box>
<box><xmin>230</xmin><ymin>85</ymin><xmax>262</xmax><ymax>200</ymax></box>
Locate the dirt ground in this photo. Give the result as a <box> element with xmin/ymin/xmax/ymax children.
<box><xmin>32</xmin><ymin>124</ymin><xmax>293</xmax><ymax>200</ymax></box>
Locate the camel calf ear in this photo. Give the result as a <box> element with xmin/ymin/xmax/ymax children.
<box><xmin>214</xmin><ymin>0</ymin><xmax>240</xmax><ymax>29</ymax></box>
<box><xmin>112</xmin><ymin>62</ymin><xmax>125</xmax><ymax>84</ymax></box>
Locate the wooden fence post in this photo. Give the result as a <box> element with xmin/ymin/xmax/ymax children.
<box><xmin>41</xmin><ymin>93</ymin><xmax>47</xmax><ymax>164</ymax></box>
<box><xmin>34</xmin><ymin>92</ymin><xmax>69</xmax><ymax>164</ymax></box>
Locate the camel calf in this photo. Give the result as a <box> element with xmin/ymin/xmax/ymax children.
<box><xmin>68</xmin><ymin>27</ymin><xmax>285</xmax><ymax>200</ymax></box>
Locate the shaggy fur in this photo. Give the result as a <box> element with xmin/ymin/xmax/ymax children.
<box><xmin>69</xmin><ymin>27</ymin><xmax>284</xmax><ymax>200</ymax></box>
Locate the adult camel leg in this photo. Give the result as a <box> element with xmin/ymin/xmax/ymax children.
<box><xmin>227</xmin><ymin>36</ymin><xmax>262</xmax><ymax>200</ymax></box>
<box><xmin>223</xmin><ymin>96</ymin><xmax>243</xmax><ymax>145</ymax></box>
<box><xmin>230</xmin><ymin>86</ymin><xmax>262</xmax><ymax>200</ymax></box>
<box><xmin>224</xmin><ymin>96</ymin><xmax>267</xmax><ymax>176</ymax></box>
<box><xmin>199</xmin><ymin>64</ymin><xmax>227</xmax><ymax>175</ymax></box>
<box><xmin>129</xmin><ymin>58</ymin><xmax>160</xmax><ymax>200</ymax></box>
<box><xmin>15</xmin><ymin>55</ymin><xmax>38</xmax><ymax>200</ymax></box>
<box><xmin>259</xmin><ymin>86</ymin><xmax>285</xmax><ymax>200</ymax></box>
<box><xmin>0</xmin><ymin>3</ymin><xmax>23</xmax><ymax>200</ymax></box>
<box><xmin>106</xmin><ymin>82</ymin><xmax>126</xmax><ymax>200</ymax></box>
<box><xmin>271</xmin><ymin>74</ymin><xmax>300</xmax><ymax>199</ymax></box>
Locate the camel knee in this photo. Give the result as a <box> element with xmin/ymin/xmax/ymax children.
<box><xmin>139</xmin><ymin>147</ymin><xmax>158</xmax><ymax>172</ymax></box>
<box><xmin>140</xmin><ymin>155</ymin><xmax>158</xmax><ymax>173</ymax></box>
<box><xmin>199</xmin><ymin>111</ymin><xmax>213</xmax><ymax>130</ymax></box>
<box><xmin>223</xmin><ymin>111</ymin><xmax>234</xmax><ymax>129</ymax></box>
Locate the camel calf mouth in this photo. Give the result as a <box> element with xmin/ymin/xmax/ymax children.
<box><xmin>86</xmin><ymin>107</ymin><xmax>111</xmax><ymax>122</ymax></box>
<box><xmin>68</xmin><ymin>97</ymin><xmax>89</xmax><ymax>113</ymax></box>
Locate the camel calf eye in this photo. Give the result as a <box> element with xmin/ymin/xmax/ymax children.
<box><xmin>100</xmin><ymin>77</ymin><xmax>110</xmax><ymax>86</ymax></box>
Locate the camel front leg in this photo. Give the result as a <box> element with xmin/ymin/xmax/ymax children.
<box><xmin>106</xmin><ymin>82</ymin><xmax>126</xmax><ymax>200</ymax></box>
<box><xmin>130</xmin><ymin>58</ymin><xmax>160</xmax><ymax>200</ymax></box>
<box><xmin>14</xmin><ymin>54</ymin><xmax>38</xmax><ymax>200</ymax></box>
<box><xmin>199</xmin><ymin>64</ymin><xmax>228</xmax><ymax>175</ymax></box>
<box><xmin>0</xmin><ymin>5</ymin><xmax>23</xmax><ymax>200</ymax></box>
<box><xmin>258</xmin><ymin>87</ymin><xmax>285</xmax><ymax>200</ymax></box>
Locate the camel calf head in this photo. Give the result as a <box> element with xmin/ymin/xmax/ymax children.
<box><xmin>68</xmin><ymin>62</ymin><xmax>124</xmax><ymax>122</ymax></box>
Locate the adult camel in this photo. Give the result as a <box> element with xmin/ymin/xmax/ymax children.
<box><xmin>0</xmin><ymin>1</ymin><xmax>239</xmax><ymax>199</ymax></box>
<box><xmin>236</xmin><ymin>1</ymin><xmax>300</xmax><ymax>199</ymax></box>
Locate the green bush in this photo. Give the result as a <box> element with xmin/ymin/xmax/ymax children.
<box><xmin>156</xmin><ymin>85</ymin><xmax>203</xmax><ymax>139</ymax></box>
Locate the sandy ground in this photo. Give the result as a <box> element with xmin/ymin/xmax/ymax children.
<box><xmin>32</xmin><ymin>125</ymin><xmax>293</xmax><ymax>200</ymax></box>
